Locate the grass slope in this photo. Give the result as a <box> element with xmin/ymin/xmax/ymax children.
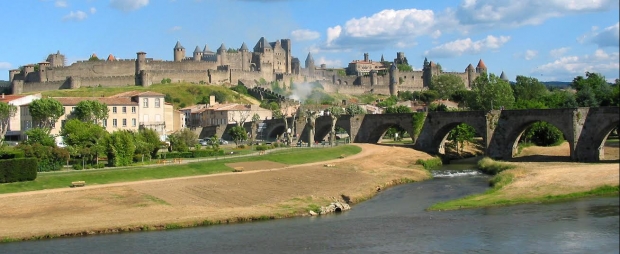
<box><xmin>0</xmin><ymin>145</ymin><xmax>361</xmax><ymax>194</ymax></box>
<box><xmin>36</xmin><ymin>83</ymin><xmax>251</xmax><ymax>109</ymax></box>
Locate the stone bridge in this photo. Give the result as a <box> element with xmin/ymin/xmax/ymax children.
<box><xmin>197</xmin><ymin>107</ymin><xmax>618</xmax><ymax>162</ymax></box>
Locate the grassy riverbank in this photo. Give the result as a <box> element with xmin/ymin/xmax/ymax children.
<box><xmin>0</xmin><ymin>145</ymin><xmax>361</xmax><ymax>194</ymax></box>
<box><xmin>428</xmin><ymin>158</ymin><xmax>619</xmax><ymax>211</ymax></box>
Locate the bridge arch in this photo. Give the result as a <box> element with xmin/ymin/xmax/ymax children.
<box><xmin>354</xmin><ymin>113</ymin><xmax>415</xmax><ymax>143</ymax></box>
<box><xmin>576</xmin><ymin>107</ymin><xmax>620</xmax><ymax>161</ymax></box>
<box><xmin>502</xmin><ymin>120</ymin><xmax>572</xmax><ymax>160</ymax></box>
<box><xmin>430</xmin><ymin>122</ymin><xmax>485</xmax><ymax>155</ymax></box>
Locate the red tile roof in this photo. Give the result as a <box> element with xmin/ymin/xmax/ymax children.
<box><xmin>53</xmin><ymin>97</ymin><xmax>137</xmax><ymax>106</ymax></box>
<box><xmin>477</xmin><ymin>59</ymin><xmax>486</xmax><ymax>69</ymax></box>
<box><xmin>0</xmin><ymin>94</ymin><xmax>28</xmax><ymax>104</ymax></box>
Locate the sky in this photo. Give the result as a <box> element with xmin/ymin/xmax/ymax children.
<box><xmin>1</xmin><ymin>0</ymin><xmax>619</xmax><ymax>82</ymax></box>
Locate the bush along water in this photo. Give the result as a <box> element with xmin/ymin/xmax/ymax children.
<box><xmin>415</xmin><ymin>157</ymin><xmax>443</xmax><ymax>170</ymax></box>
<box><xmin>477</xmin><ymin>157</ymin><xmax>515</xmax><ymax>175</ymax></box>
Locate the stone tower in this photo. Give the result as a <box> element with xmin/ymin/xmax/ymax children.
<box><xmin>46</xmin><ymin>50</ymin><xmax>65</xmax><ymax>67</ymax></box>
<box><xmin>217</xmin><ymin>43</ymin><xmax>227</xmax><ymax>66</ymax></box>
<box><xmin>135</xmin><ymin>52</ymin><xmax>147</xmax><ymax>85</ymax></box>
<box><xmin>388</xmin><ymin>62</ymin><xmax>398</xmax><ymax>96</ymax></box>
<box><xmin>370</xmin><ymin>69</ymin><xmax>377</xmax><ymax>86</ymax></box>
<box><xmin>363</xmin><ymin>53</ymin><xmax>369</xmax><ymax>62</ymax></box>
<box><xmin>305</xmin><ymin>52</ymin><xmax>315</xmax><ymax>76</ymax></box>
<box><xmin>173</xmin><ymin>41</ymin><xmax>185</xmax><ymax>62</ymax></box>
<box><xmin>395</xmin><ymin>52</ymin><xmax>408</xmax><ymax>66</ymax></box>
<box><xmin>476</xmin><ymin>59</ymin><xmax>487</xmax><ymax>74</ymax></box>
<box><xmin>240</xmin><ymin>42</ymin><xmax>249</xmax><ymax>71</ymax></box>
<box><xmin>280</xmin><ymin>39</ymin><xmax>292</xmax><ymax>73</ymax></box>
<box><xmin>193</xmin><ymin>46</ymin><xmax>203</xmax><ymax>61</ymax></box>
<box><xmin>466</xmin><ymin>64</ymin><xmax>475</xmax><ymax>88</ymax></box>
<box><xmin>37</xmin><ymin>62</ymin><xmax>50</xmax><ymax>82</ymax></box>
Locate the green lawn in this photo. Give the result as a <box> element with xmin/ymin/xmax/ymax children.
<box><xmin>0</xmin><ymin>145</ymin><xmax>361</xmax><ymax>194</ymax></box>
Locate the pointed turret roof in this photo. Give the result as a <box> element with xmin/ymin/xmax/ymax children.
<box><xmin>500</xmin><ymin>71</ymin><xmax>509</xmax><ymax>81</ymax></box>
<box><xmin>381</xmin><ymin>54</ymin><xmax>385</xmax><ymax>62</ymax></box>
<box><xmin>240</xmin><ymin>42</ymin><xmax>248</xmax><ymax>51</ymax></box>
<box><xmin>305</xmin><ymin>52</ymin><xmax>314</xmax><ymax>62</ymax></box>
<box><xmin>174</xmin><ymin>41</ymin><xmax>185</xmax><ymax>50</ymax></box>
<box><xmin>218</xmin><ymin>43</ymin><xmax>227</xmax><ymax>52</ymax></box>
<box><xmin>203</xmin><ymin>44</ymin><xmax>212</xmax><ymax>53</ymax></box>
<box><xmin>254</xmin><ymin>37</ymin><xmax>271</xmax><ymax>51</ymax></box>
<box><xmin>429</xmin><ymin>61</ymin><xmax>436</xmax><ymax>67</ymax></box>
<box><xmin>476</xmin><ymin>59</ymin><xmax>486</xmax><ymax>69</ymax></box>
<box><xmin>107</xmin><ymin>54</ymin><xmax>116</xmax><ymax>61</ymax></box>
<box><xmin>194</xmin><ymin>46</ymin><xmax>202</xmax><ymax>53</ymax></box>
<box><xmin>466</xmin><ymin>63</ymin><xmax>474</xmax><ymax>70</ymax></box>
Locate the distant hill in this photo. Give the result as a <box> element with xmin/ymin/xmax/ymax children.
<box><xmin>0</xmin><ymin>80</ymin><xmax>9</xmax><ymax>87</ymax></box>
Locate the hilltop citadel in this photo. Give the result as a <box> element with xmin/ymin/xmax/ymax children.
<box><xmin>8</xmin><ymin>37</ymin><xmax>505</xmax><ymax>96</ymax></box>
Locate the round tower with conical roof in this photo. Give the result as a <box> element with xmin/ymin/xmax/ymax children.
<box><xmin>173</xmin><ymin>41</ymin><xmax>185</xmax><ymax>62</ymax></box>
<box><xmin>217</xmin><ymin>43</ymin><xmax>227</xmax><ymax>66</ymax></box>
<box><xmin>193</xmin><ymin>46</ymin><xmax>203</xmax><ymax>62</ymax></box>
<box><xmin>476</xmin><ymin>59</ymin><xmax>487</xmax><ymax>74</ymax></box>
<box><xmin>240</xmin><ymin>42</ymin><xmax>249</xmax><ymax>70</ymax></box>
<box><xmin>305</xmin><ymin>52</ymin><xmax>315</xmax><ymax>76</ymax></box>
<box><xmin>500</xmin><ymin>71</ymin><xmax>509</xmax><ymax>82</ymax></box>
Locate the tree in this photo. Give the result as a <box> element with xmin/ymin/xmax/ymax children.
<box><xmin>521</xmin><ymin>122</ymin><xmax>564</xmax><ymax>146</ymax></box>
<box><xmin>575</xmin><ymin>85</ymin><xmax>599</xmax><ymax>107</ymax></box>
<box><xmin>385</xmin><ymin>105</ymin><xmax>412</xmax><ymax>113</ymax></box>
<box><xmin>513</xmin><ymin>76</ymin><xmax>548</xmax><ymax>102</ymax></box>
<box><xmin>419</xmin><ymin>90</ymin><xmax>440</xmax><ymax>105</ymax></box>
<box><xmin>377</xmin><ymin>96</ymin><xmax>398</xmax><ymax>107</ymax></box>
<box><xmin>104</xmin><ymin>130</ymin><xmax>136</xmax><ymax>167</ymax></box>
<box><xmin>23</xmin><ymin>128</ymin><xmax>55</xmax><ymax>147</ymax></box>
<box><xmin>228</xmin><ymin>126</ymin><xmax>248</xmax><ymax>146</ymax></box>
<box><xmin>397</xmin><ymin>64</ymin><xmax>413</xmax><ymax>72</ymax></box>
<box><xmin>447</xmin><ymin>123</ymin><xmax>476</xmax><ymax>156</ymax></box>
<box><xmin>0</xmin><ymin>102</ymin><xmax>17</xmax><ymax>143</ymax></box>
<box><xmin>326</xmin><ymin>106</ymin><xmax>345</xmax><ymax>146</ymax></box>
<box><xmin>543</xmin><ymin>90</ymin><xmax>577</xmax><ymax>108</ymax></box>
<box><xmin>61</xmin><ymin>119</ymin><xmax>108</xmax><ymax>165</ymax></box>
<box><xmin>250</xmin><ymin>113</ymin><xmax>261</xmax><ymax>144</ymax></box>
<box><xmin>345</xmin><ymin>104</ymin><xmax>366</xmax><ymax>115</ymax></box>
<box><xmin>168</xmin><ymin>128</ymin><xmax>198</xmax><ymax>152</ymax></box>
<box><xmin>138</xmin><ymin>128</ymin><xmax>161</xmax><ymax>159</ymax></box>
<box><xmin>467</xmin><ymin>73</ymin><xmax>515</xmax><ymax>110</ymax></box>
<box><xmin>29</xmin><ymin>98</ymin><xmax>64</xmax><ymax>131</ymax></box>
<box><xmin>429</xmin><ymin>74</ymin><xmax>466</xmax><ymax>99</ymax></box>
<box><xmin>73</xmin><ymin>100</ymin><xmax>109</xmax><ymax>124</ymax></box>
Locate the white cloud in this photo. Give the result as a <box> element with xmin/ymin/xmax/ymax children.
<box><xmin>549</xmin><ymin>47</ymin><xmax>570</xmax><ymax>58</ymax></box>
<box><xmin>90</xmin><ymin>7</ymin><xmax>97</xmax><ymax>14</ymax></box>
<box><xmin>168</xmin><ymin>26</ymin><xmax>182</xmax><ymax>32</ymax></box>
<box><xmin>291</xmin><ymin>29</ymin><xmax>320</xmax><ymax>41</ymax></box>
<box><xmin>0</xmin><ymin>62</ymin><xmax>12</xmax><ymax>70</ymax></box>
<box><xmin>455</xmin><ymin>0</ymin><xmax>617</xmax><ymax>29</ymax></box>
<box><xmin>109</xmin><ymin>0</ymin><xmax>149</xmax><ymax>12</ymax></box>
<box><xmin>317</xmin><ymin>57</ymin><xmax>342</xmax><ymax>68</ymax></box>
<box><xmin>55</xmin><ymin>0</ymin><xmax>67</xmax><ymax>7</ymax></box>
<box><xmin>579</xmin><ymin>22</ymin><xmax>619</xmax><ymax>48</ymax></box>
<box><xmin>537</xmin><ymin>49</ymin><xmax>619</xmax><ymax>82</ymax></box>
<box><xmin>524</xmin><ymin>50</ymin><xmax>538</xmax><ymax>60</ymax></box>
<box><xmin>425</xmin><ymin>35</ymin><xmax>510</xmax><ymax>58</ymax></box>
<box><xmin>62</xmin><ymin>10</ymin><xmax>88</xmax><ymax>21</ymax></box>
<box><xmin>323</xmin><ymin>8</ymin><xmax>437</xmax><ymax>51</ymax></box>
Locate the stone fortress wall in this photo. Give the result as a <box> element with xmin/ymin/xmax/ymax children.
<box><xmin>8</xmin><ymin>36</ymin><xmax>494</xmax><ymax>97</ymax></box>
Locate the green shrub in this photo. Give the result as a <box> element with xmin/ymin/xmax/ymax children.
<box><xmin>477</xmin><ymin>157</ymin><xmax>515</xmax><ymax>175</ymax></box>
<box><xmin>72</xmin><ymin>164</ymin><xmax>83</xmax><ymax>170</ymax></box>
<box><xmin>191</xmin><ymin>149</ymin><xmax>224</xmax><ymax>158</ymax></box>
<box><xmin>0</xmin><ymin>158</ymin><xmax>38</xmax><ymax>183</ymax></box>
<box><xmin>0</xmin><ymin>148</ymin><xmax>25</xmax><ymax>159</ymax></box>
<box><xmin>415</xmin><ymin>157</ymin><xmax>443</xmax><ymax>170</ymax></box>
<box><xmin>255</xmin><ymin>145</ymin><xmax>270</xmax><ymax>151</ymax></box>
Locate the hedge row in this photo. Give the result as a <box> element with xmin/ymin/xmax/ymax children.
<box><xmin>0</xmin><ymin>158</ymin><xmax>38</xmax><ymax>183</ymax></box>
<box><xmin>160</xmin><ymin>149</ymin><xmax>225</xmax><ymax>159</ymax></box>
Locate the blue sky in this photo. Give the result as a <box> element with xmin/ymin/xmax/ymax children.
<box><xmin>1</xmin><ymin>0</ymin><xmax>618</xmax><ymax>82</ymax></box>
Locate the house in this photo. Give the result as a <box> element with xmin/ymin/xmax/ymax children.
<box><xmin>202</xmin><ymin>103</ymin><xmax>272</xmax><ymax>126</ymax></box>
<box><xmin>19</xmin><ymin>91</ymin><xmax>182</xmax><ymax>139</ymax></box>
<box><xmin>1</xmin><ymin>93</ymin><xmax>42</xmax><ymax>141</ymax></box>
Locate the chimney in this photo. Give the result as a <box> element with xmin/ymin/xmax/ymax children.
<box><xmin>209</xmin><ymin>95</ymin><xmax>216</xmax><ymax>105</ymax></box>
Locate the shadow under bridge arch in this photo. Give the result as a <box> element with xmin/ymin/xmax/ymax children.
<box><xmin>354</xmin><ymin>113</ymin><xmax>415</xmax><ymax>143</ymax></box>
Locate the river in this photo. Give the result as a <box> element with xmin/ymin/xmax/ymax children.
<box><xmin>1</xmin><ymin>165</ymin><xmax>618</xmax><ymax>254</ymax></box>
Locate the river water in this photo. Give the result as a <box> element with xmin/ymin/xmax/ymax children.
<box><xmin>1</xmin><ymin>165</ymin><xmax>618</xmax><ymax>254</ymax></box>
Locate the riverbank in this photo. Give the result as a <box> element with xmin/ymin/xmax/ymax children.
<box><xmin>0</xmin><ymin>144</ymin><xmax>434</xmax><ymax>242</ymax></box>
<box><xmin>429</xmin><ymin>143</ymin><xmax>620</xmax><ymax>210</ymax></box>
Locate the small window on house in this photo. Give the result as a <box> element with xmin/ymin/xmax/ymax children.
<box><xmin>113</xmin><ymin>119</ymin><xmax>118</xmax><ymax>127</ymax></box>
<box><xmin>143</xmin><ymin>98</ymin><xmax>149</xmax><ymax>108</ymax></box>
<box><xmin>132</xmin><ymin>107</ymin><xmax>136</xmax><ymax>113</ymax></box>
<box><xmin>113</xmin><ymin>107</ymin><xmax>117</xmax><ymax>113</ymax></box>
<box><xmin>155</xmin><ymin>98</ymin><xmax>160</xmax><ymax>108</ymax></box>
<box><xmin>103</xmin><ymin>119</ymin><xmax>107</xmax><ymax>127</ymax></box>
<box><xmin>122</xmin><ymin>119</ymin><xmax>127</xmax><ymax>127</ymax></box>
<box><xmin>122</xmin><ymin>107</ymin><xmax>127</xmax><ymax>113</ymax></box>
<box><xmin>132</xmin><ymin>118</ymin><xmax>136</xmax><ymax>127</ymax></box>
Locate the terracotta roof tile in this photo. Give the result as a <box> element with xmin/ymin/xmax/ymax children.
<box><xmin>0</xmin><ymin>94</ymin><xmax>28</xmax><ymax>104</ymax></box>
<box><xmin>476</xmin><ymin>59</ymin><xmax>486</xmax><ymax>69</ymax></box>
